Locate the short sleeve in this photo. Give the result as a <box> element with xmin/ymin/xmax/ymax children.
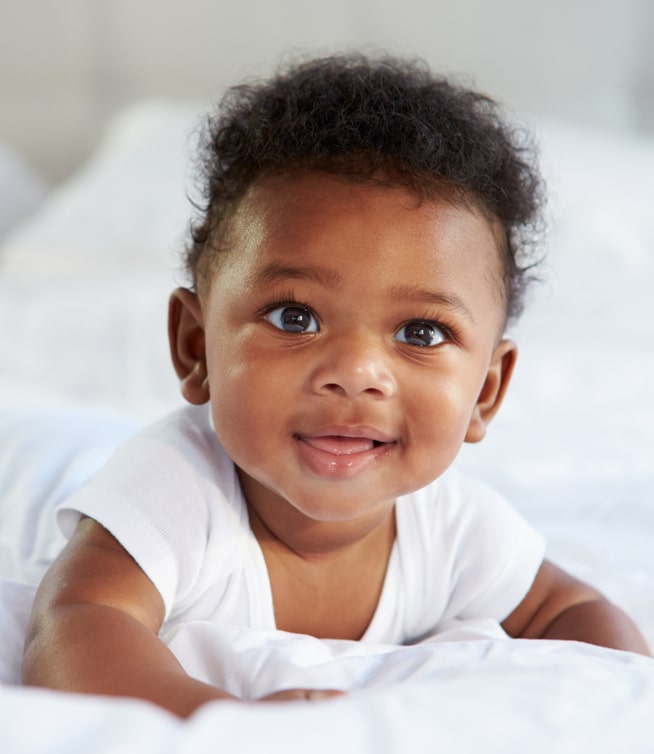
<box><xmin>437</xmin><ymin>471</ymin><xmax>546</xmax><ymax>623</ymax></box>
<box><xmin>56</xmin><ymin>405</ymin><xmax>247</xmax><ymax>619</ymax></box>
<box><xmin>363</xmin><ymin>470</ymin><xmax>546</xmax><ymax>644</ymax></box>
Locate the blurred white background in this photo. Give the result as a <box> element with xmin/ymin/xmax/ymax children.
<box><xmin>1</xmin><ymin>0</ymin><xmax>653</xmax><ymax>180</ymax></box>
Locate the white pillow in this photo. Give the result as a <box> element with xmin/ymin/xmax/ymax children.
<box><xmin>0</xmin><ymin>143</ymin><xmax>49</xmax><ymax>241</ymax></box>
<box><xmin>0</xmin><ymin>101</ymin><xmax>208</xmax><ymax>283</ymax></box>
<box><xmin>526</xmin><ymin>118</ymin><xmax>654</xmax><ymax>319</ymax></box>
<box><xmin>0</xmin><ymin>102</ymin><xmax>207</xmax><ymax>417</ymax></box>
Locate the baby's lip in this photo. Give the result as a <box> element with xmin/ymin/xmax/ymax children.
<box><xmin>295</xmin><ymin>427</ymin><xmax>396</xmax><ymax>455</ymax></box>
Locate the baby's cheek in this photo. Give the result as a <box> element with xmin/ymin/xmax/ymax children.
<box><xmin>406</xmin><ymin>401</ymin><xmax>473</xmax><ymax>469</ymax></box>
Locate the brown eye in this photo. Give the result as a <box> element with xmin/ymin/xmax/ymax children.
<box><xmin>266</xmin><ymin>305</ymin><xmax>319</xmax><ymax>333</ymax></box>
<box><xmin>395</xmin><ymin>321</ymin><xmax>445</xmax><ymax>347</ymax></box>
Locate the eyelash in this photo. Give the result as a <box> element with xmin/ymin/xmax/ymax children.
<box><xmin>395</xmin><ymin>318</ymin><xmax>455</xmax><ymax>348</ymax></box>
<box><xmin>260</xmin><ymin>293</ymin><xmax>319</xmax><ymax>329</ymax></box>
<box><xmin>413</xmin><ymin>313</ymin><xmax>459</xmax><ymax>344</ymax></box>
<box><xmin>260</xmin><ymin>294</ymin><xmax>458</xmax><ymax>346</ymax></box>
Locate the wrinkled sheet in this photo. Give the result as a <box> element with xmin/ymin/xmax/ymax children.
<box><xmin>2</xmin><ymin>577</ymin><xmax>654</xmax><ymax>754</ymax></box>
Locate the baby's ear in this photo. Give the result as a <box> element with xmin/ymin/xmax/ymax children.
<box><xmin>464</xmin><ymin>339</ymin><xmax>517</xmax><ymax>444</ymax></box>
<box><xmin>168</xmin><ymin>288</ymin><xmax>210</xmax><ymax>405</ymax></box>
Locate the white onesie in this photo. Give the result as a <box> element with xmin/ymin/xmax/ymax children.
<box><xmin>57</xmin><ymin>404</ymin><xmax>545</xmax><ymax>644</ymax></box>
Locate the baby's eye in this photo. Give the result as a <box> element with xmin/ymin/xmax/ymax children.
<box><xmin>265</xmin><ymin>305</ymin><xmax>319</xmax><ymax>333</ymax></box>
<box><xmin>394</xmin><ymin>321</ymin><xmax>446</xmax><ymax>347</ymax></box>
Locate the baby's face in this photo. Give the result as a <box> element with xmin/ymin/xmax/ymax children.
<box><xmin>197</xmin><ymin>172</ymin><xmax>513</xmax><ymax>528</ymax></box>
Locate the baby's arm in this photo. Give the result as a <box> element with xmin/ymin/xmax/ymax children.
<box><xmin>502</xmin><ymin>559</ymin><xmax>651</xmax><ymax>655</ymax></box>
<box><xmin>23</xmin><ymin>518</ymin><xmax>340</xmax><ymax>717</ymax></box>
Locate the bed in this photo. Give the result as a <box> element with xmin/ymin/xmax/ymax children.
<box><xmin>1</xmin><ymin>102</ymin><xmax>653</xmax><ymax>752</ymax></box>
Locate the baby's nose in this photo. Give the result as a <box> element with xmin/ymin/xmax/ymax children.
<box><xmin>308</xmin><ymin>334</ymin><xmax>397</xmax><ymax>399</ymax></box>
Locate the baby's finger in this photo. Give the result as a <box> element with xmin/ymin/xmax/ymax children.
<box><xmin>258</xmin><ymin>688</ymin><xmax>345</xmax><ymax>702</ymax></box>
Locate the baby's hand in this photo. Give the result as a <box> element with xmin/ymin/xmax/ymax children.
<box><xmin>258</xmin><ymin>688</ymin><xmax>345</xmax><ymax>703</ymax></box>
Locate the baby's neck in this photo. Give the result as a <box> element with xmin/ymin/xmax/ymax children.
<box><xmin>248</xmin><ymin>501</ymin><xmax>397</xmax><ymax>640</ymax></box>
<box><xmin>247</xmin><ymin>497</ymin><xmax>397</xmax><ymax>560</ymax></box>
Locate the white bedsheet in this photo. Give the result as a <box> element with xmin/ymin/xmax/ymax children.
<box><xmin>3</xmin><ymin>631</ymin><xmax>654</xmax><ymax>753</ymax></box>
<box><xmin>2</xmin><ymin>576</ymin><xmax>654</xmax><ymax>754</ymax></box>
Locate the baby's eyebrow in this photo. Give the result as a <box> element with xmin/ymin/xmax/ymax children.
<box><xmin>389</xmin><ymin>283</ymin><xmax>476</xmax><ymax>323</ymax></box>
<box><xmin>253</xmin><ymin>262</ymin><xmax>475</xmax><ymax>323</ymax></box>
<box><xmin>253</xmin><ymin>262</ymin><xmax>343</xmax><ymax>288</ymax></box>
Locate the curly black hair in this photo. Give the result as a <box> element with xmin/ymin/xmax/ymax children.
<box><xmin>186</xmin><ymin>53</ymin><xmax>545</xmax><ymax>323</ymax></box>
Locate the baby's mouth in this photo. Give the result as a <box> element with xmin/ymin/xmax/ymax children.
<box><xmin>293</xmin><ymin>429</ymin><xmax>395</xmax><ymax>478</ymax></box>
<box><xmin>300</xmin><ymin>435</ymin><xmax>381</xmax><ymax>455</ymax></box>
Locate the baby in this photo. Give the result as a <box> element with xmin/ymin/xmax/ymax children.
<box><xmin>23</xmin><ymin>54</ymin><xmax>650</xmax><ymax>717</ymax></box>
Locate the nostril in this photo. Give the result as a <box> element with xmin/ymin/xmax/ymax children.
<box><xmin>322</xmin><ymin>382</ymin><xmax>344</xmax><ymax>394</ymax></box>
<box><xmin>310</xmin><ymin>352</ymin><xmax>397</xmax><ymax>399</ymax></box>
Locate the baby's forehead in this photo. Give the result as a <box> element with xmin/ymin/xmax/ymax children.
<box><xmin>216</xmin><ymin>172</ymin><xmax>508</xmax><ymax>312</ymax></box>
<box><xmin>233</xmin><ymin>174</ymin><xmax>504</xmax><ymax>272</ymax></box>
<box><xmin>234</xmin><ymin>171</ymin><xmax>504</xmax><ymax>244</ymax></box>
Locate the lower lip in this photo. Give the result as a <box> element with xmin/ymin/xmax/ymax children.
<box><xmin>294</xmin><ymin>435</ymin><xmax>394</xmax><ymax>479</ymax></box>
